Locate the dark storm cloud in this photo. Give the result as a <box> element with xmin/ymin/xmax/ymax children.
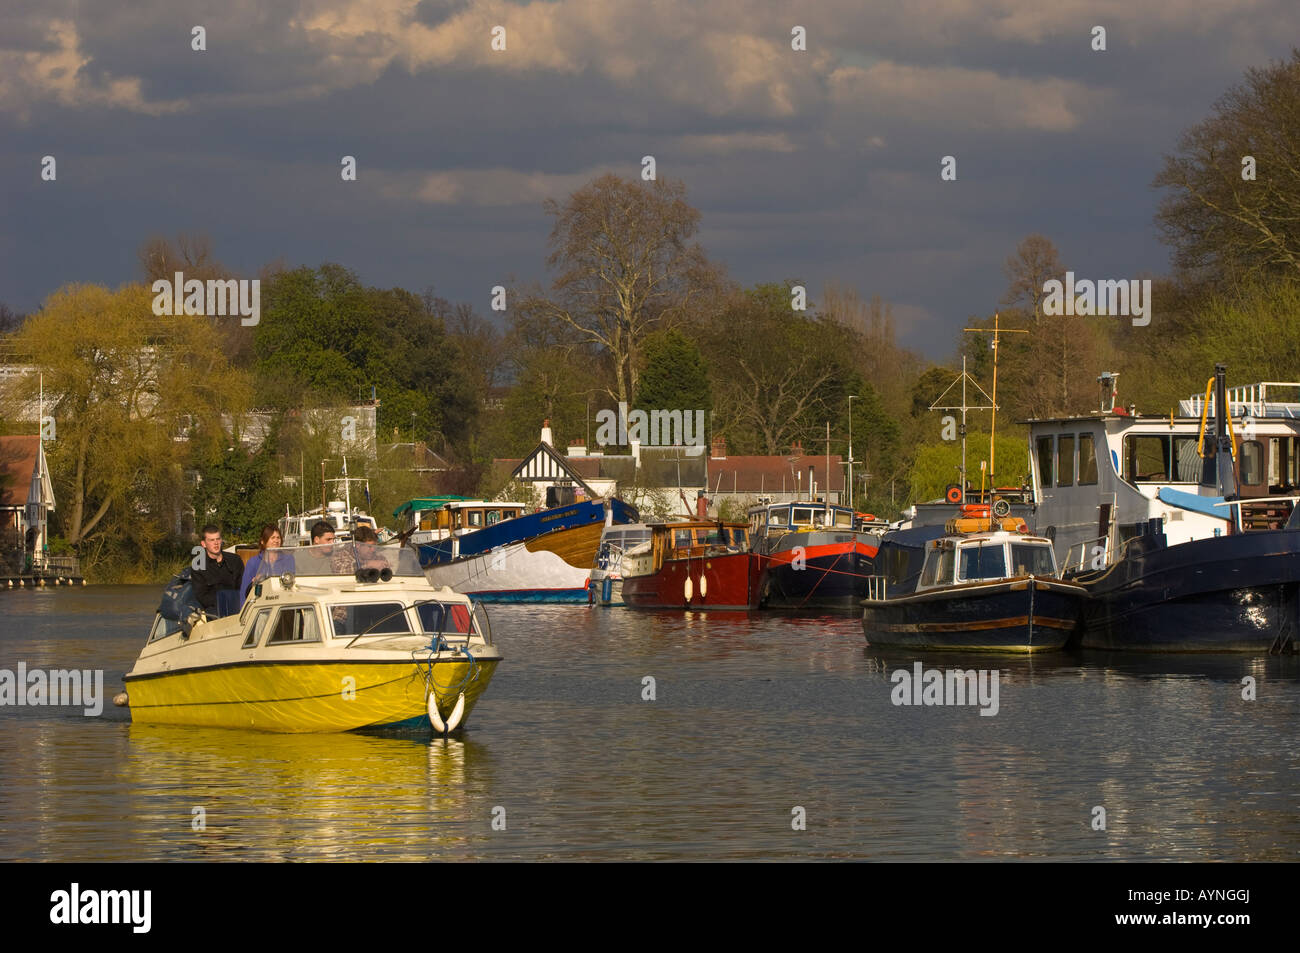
<box><xmin>3</xmin><ymin>0</ymin><xmax>1300</xmax><ymax>353</ymax></box>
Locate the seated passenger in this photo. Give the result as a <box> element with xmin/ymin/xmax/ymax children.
<box><xmin>240</xmin><ymin>525</ymin><xmax>297</xmax><ymax>602</ymax></box>
<box><xmin>189</xmin><ymin>524</ymin><xmax>244</xmax><ymax>617</ymax></box>
<box><xmin>353</xmin><ymin>525</ymin><xmax>390</xmax><ymax>571</ymax></box>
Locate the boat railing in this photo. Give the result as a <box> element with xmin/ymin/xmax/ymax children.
<box><xmin>864</xmin><ymin>575</ymin><xmax>890</xmax><ymax>601</ymax></box>
<box><xmin>1063</xmin><ymin>534</ymin><xmax>1111</xmax><ymax>573</ymax></box>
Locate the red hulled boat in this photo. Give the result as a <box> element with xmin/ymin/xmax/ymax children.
<box><xmin>620</xmin><ymin>520</ymin><xmax>761</xmax><ymax>610</ymax></box>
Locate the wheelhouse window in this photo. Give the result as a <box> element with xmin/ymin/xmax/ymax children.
<box><xmin>725</xmin><ymin>526</ymin><xmax>748</xmax><ymax>546</ymax></box>
<box><xmin>242</xmin><ymin>608</ymin><xmax>272</xmax><ymax>648</ymax></box>
<box><xmin>1078</xmin><ymin>433</ymin><xmax>1099</xmax><ymax>485</ymax></box>
<box><xmin>769</xmin><ymin>507</ymin><xmax>790</xmax><ymax>526</ymax></box>
<box><xmin>416</xmin><ymin>601</ymin><xmax>472</xmax><ymax>634</ymax></box>
<box><xmin>698</xmin><ymin>526</ymin><xmax>725</xmax><ymax>545</ymax></box>
<box><xmin>957</xmin><ymin>543</ymin><xmax>1007</xmax><ymax>582</ymax></box>
<box><xmin>1240</xmin><ymin>439</ymin><xmax>1264</xmax><ymax>486</ymax></box>
<box><xmin>792</xmin><ymin>507</ymin><xmax>815</xmax><ymax>525</ymax></box>
<box><xmin>1125</xmin><ymin>434</ymin><xmax>1208</xmax><ymax>484</ymax></box>
<box><xmin>833</xmin><ymin>509</ymin><xmax>853</xmax><ymax>528</ymax></box>
<box><xmin>330</xmin><ymin>602</ymin><xmax>411</xmax><ymax>637</ymax></box>
<box><xmin>936</xmin><ymin>547</ymin><xmax>956</xmax><ymax>585</ymax></box>
<box><xmin>1036</xmin><ymin>436</ymin><xmax>1055</xmax><ymax>488</ymax></box>
<box><xmin>1010</xmin><ymin>543</ymin><xmax>1056</xmax><ymax>577</ymax></box>
<box><xmin>267</xmin><ymin>607</ymin><xmax>321</xmax><ymax>644</ymax></box>
<box><xmin>149</xmin><ymin>614</ymin><xmax>181</xmax><ymax>643</ymax></box>
<box><xmin>1057</xmin><ymin>435</ymin><xmax>1075</xmax><ymax>487</ymax></box>
<box><xmin>674</xmin><ymin>529</ymin><xmax>694</xmax><ymax>549</ymax></box>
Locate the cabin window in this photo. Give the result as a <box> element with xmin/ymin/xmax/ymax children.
<box><xmin>958</xmin><ymin>544</ymin><xmax>1006</xmax><ymax>582</ymax></box>
<box><xmin>1124</xmin><ymin>435</ymin><xmax>1171</xmax><ymax>482</ymax></box>
<box><xmin>267</xmin><ymin>607</ymin><xmax>322</xmax><ymax>644</ymax></box>
<box><xmin>726</xmin><ymin>527</ymin><xmax>747</xmax><ymax>546</ymax></box>
<box><xmin>920</xmin><ymin>550</ymin><xmax>940</xmax><ymax>588</ymax></box>
<box><xmin>674</xmin><ymin>529</ymin><xmax>694</xmax><ymax>549</ymax></box>
<box><xmin>698</xmin><ymin>526</ymin><xmax>725</xmax><ymax>545</ymax></box>
<box><xmin>330</xmin><ymin>602</ymin><xmax>411</xmax><ymax>637</ymax></box>
<box><xmin>936</xmin><ymin>547</ymin><xmax>956</xmax><ymax>585</ymax></box>
<box><xmin>416</xmin><ymin>602</ymin><xmax>472</xmax><ymax>634</ymax></box>
<box><xmin>792</xmin><ymin>507</ymin><xmax>815</xmax><ymax>524</ymax></box>
<box><xmin>1036</xmin><ymin>436</ymin><xmax>1055</xmax><ymax>487</ymax></box>
<box><xmin>241</xmin><ymin>608</ymin><xmax>272</xmax><ymax>648</ymax></box>
<box><xmin>769</xmin><ymin>507</ymin><xmax>790</xmax><ymax>526</ymax></box>
<box><xmin>1010</xmin><ymin>544</ymin><xmax>1056</xmax><ymax>577</ymax></box>
<box><xmin>149</xmin><ymin>614</ymin><xmax>181</xmax><ymax>643</ymax></box>
<box><xmin>486</xmin><ymin>510</ymin><xmax>501</xmax><ymax>525</ymax></box>
<box><xmin>1057</xmin><ymin>435</ymin><xmax>1075</xmax><ymax>487</ymax></box>
<box><xmin>1078</xmin><ymin>434</ymin><xmax>1099</xmax><ymax>485</ymax></box>
<box><xmin>468</xmin><ymin>510</ymin><xmax>484</xmax><ymax>528</ymax></box>
<box><xmin>833</xmin><ymin>509</ymin><xmax>853</xmax><ymax>528</ymax></box>
<box><xmin>1240</xmin><ymin>440</ymin><xmax>1264</xmax><ymax>486</ymax></box>
<box><xmin>1268</xmin><ymin>436</ymin><xmax>1299</xmax><ymax>488</ymax></box>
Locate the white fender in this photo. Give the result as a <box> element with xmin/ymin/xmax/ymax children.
<box><xmin>684</xmin><ymin>576</ymin><xmax>693</xmax><ymax>603</ymax></box>
<box><xmin>699</xmin><ymin>574</ymin><xmax>708</xmax><ymax>599</ymax></box>
<box><xmin>445</xmin><ymin>692</ymin><xmax>467</xmax><ymax>732</ymax></box>
<box><xmin>427</xmin><ymin>692</ymin><xmax>447</xmax><ymax>733</ymax></box>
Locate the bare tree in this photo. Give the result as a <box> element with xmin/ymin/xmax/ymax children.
<box><xmin>1001</xmin><ymin>234</ymin><xmax>1064</xmax><ymax>323</ymax></box>
<box><xmin>532</xmin><ymin>175</ymin><xmax>718</xmax><ymax>407</ymax></box>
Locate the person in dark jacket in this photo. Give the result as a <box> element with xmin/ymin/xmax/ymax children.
<box><xmin>190</xmin><ymin>524</ymin><xmax>244</xmax><ymax>616</ymax></box>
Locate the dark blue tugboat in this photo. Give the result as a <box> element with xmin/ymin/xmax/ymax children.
<box><xmin>1045</xmin><ymin>365</ymin><xmax>1300</xmax><ymax>653</ymax></box>
<box><xmin>862</xmin><ymin>503</ymin><xmax>1086</xmax><ymax>652</ymax></box>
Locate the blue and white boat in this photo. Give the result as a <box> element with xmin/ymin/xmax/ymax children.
<box><xmin>401</xmin><ymin>497</ymin><xmax>641</xmax><ymax>603</ymax></box>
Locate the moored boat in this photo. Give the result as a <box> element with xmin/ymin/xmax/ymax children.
<box><xmin>1033</xmin><ymin>365</ymin><xmax>1300</xmax><ymax>652</ymax></box>
<box><xmin>621</xmin><ymin>520</ymin><xmax>761</xmax><ymax>610</ymax></box>
<box><xmin>589</xmin><ymin>522</ymin><xmax>652</xmax><ymax>605</ymax></box>
<box><xmin>123</xmin><ymin>544</ymin><xmax>502</xmax><ymax>732</ymax></box>
<box><xmin>748</xmin><ymin>501</ymin><xmax>888</xmax><ymax>611</ymax></box>
<box><xmin>410</xmin><ymin>497</ymin><xmax>640</xmax><ymax>602</ymax></box>
<box><xmin>862</xmin><ymin>504</ymin><xmax>1085</xmax><ymax>652</ymax></box>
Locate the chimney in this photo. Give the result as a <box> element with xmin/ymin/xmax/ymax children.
<box><xmin>791</xmin><ymin>440</ymin><xmax>803</xmax><ymax>455</ymax></box>
<box><xmin>567</xmin><ymin>444</ymin><xmax>587</xmax><ymax>457</ymax></box>
<box><xmin>541</xmin><ymin>419</ymin><xmax>553</xmax><ymax>446</ymax></box>
<box><xmin>711</xmin><ymin>433</ymin><xmax>727</xmax><ymax>459</ymax></box>
<box><xmin>631</xmin><ymin>439</ymin><xmax>641</xmax><ymax>469</ymax></box>
<box><xmin>808</xmin><ymin>464</ymin><xmax>816</xmax><ymax>500</ymax></box>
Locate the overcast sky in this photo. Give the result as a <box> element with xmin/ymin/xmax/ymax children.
<box><xmin>3</xmin><ymin>1</ymin><xmax>1298</xmax><ymax>356</ymax></box>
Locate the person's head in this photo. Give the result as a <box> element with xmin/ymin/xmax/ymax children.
<box><xmin>310</xmin><ymin>521</ymin><xmax>335</xmax><ymax>545</ymax></box>
<box><xmin>258</xmin><ymin>524</ymin><xmax>282</xmax><ymax>553</ymax></box>
<box><xmin>200</xmin><ymin>524</ymin><xmax>223</xmax><ymax>557</ymax></box>
<box><xmin>353</xmin><ymin>525</ymin><xmax>378</xmax><ymax>548</ymax></box>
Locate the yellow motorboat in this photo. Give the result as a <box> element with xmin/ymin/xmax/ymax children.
<box><xmin>123</xmin><ymin>544</ymin><xmax>502</xmax><ymax>733</ymax></box>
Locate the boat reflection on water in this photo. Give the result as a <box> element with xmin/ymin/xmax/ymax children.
<box><xmin>118</xmin><ymin>724</ymin><xmax>498</xmax><ymax>860</ymax></box>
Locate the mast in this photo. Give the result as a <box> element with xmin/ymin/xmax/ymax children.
<box><xmin>930</xmin><ymin>355</ymin><xmax>995</xmax><ymax>496</ymax></box>
<box><xmin>825</xmin><ymin>420</ymin><xmax>831</xmax><ymax>519</ymax></box>
<box><xmin>963</xmin><ymin>313</ymin><xmax>1026</xmax><ymax>491</ymax></box>
<box><xmin>36</xmin><ymin>373</ymin><xmax>46</xmax><ymax>568</ymax></box>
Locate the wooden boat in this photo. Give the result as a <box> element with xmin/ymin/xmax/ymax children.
<box><xmin>122</xmin><ymin>544</ymin><xmax>502</xmax><ymax>732</ymax></box>
<box><xmin>621</xmin><ymin>520</ymin><xmax>761</xmax><ymax>610</ymax></box>
<box><xmin>862</xmin><ymin>504</ymin><xmax>1085</xmax><ymax>652</ymax></box>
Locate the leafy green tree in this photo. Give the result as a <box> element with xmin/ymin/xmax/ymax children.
<box><xmin>634</xmin><ymin>328</ymin><xmax>711</xmax><ymax>415</ymax></box>
<box><xmin>1155</xmin><ymin>49</ymin><xmax>1300</xmax><ymax>285</ymax></box>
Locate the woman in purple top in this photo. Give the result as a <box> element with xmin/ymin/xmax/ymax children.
<box><xmin>240</xmin><ymin>524</ymin><xmax>297</xmax><ymax>602</ymax></box>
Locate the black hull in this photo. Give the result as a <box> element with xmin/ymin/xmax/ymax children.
<box><xmin>1074</xmin><ymin>531</ymin><xmax>1300</xmax><ymax>653</ymax></box>
<box><xmin>760</xmin><ymin>551</ymin><xmax>874</xmax><ymax>611</ymax></box>
<box><xmin>862</xmin><ymin>577</ymin><xmax>1084</xmax><ymax>652</ymax></box>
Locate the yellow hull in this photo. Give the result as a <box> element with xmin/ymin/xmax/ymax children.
<box><xmin>125</xmin><ymin>658</ymin><xmax>498</xmax><ymax>733</ymax></box>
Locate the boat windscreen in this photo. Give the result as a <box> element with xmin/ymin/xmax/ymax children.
<box><xmin>275</xmin><ymin>543</ymin><xmax>423</xmax><ymax>577</ymax></box>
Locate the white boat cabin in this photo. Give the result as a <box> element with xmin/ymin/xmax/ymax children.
<box><xmin>280</xmin><ymin>501</ymin><xmax>379</xmax><ymax>546</ymax></box>
<box><xmin>1029</xmin><ymin>378</ymin><xmax>1300</xmax><ymax>570</ymax></box>
<box><xmin>916</xmin><ymin>532</ymin><xmax>1060</xmax><ymax>592</ymax></box>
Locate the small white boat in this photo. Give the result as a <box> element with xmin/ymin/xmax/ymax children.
<box><xmin>590</xmin><ymin>523</ymin><xmax>652</xmax><ymax>605</ymax></box>
<box><xmin>123</xmin><ymin>544</ymin><xmax>502</xmax><ymax>732</ymax></box>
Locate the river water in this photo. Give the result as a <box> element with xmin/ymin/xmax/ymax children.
<box><xmin>1</xmin><ymin>586</ymin><xmax>1297</xmax><ymax>861</ymax></box>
